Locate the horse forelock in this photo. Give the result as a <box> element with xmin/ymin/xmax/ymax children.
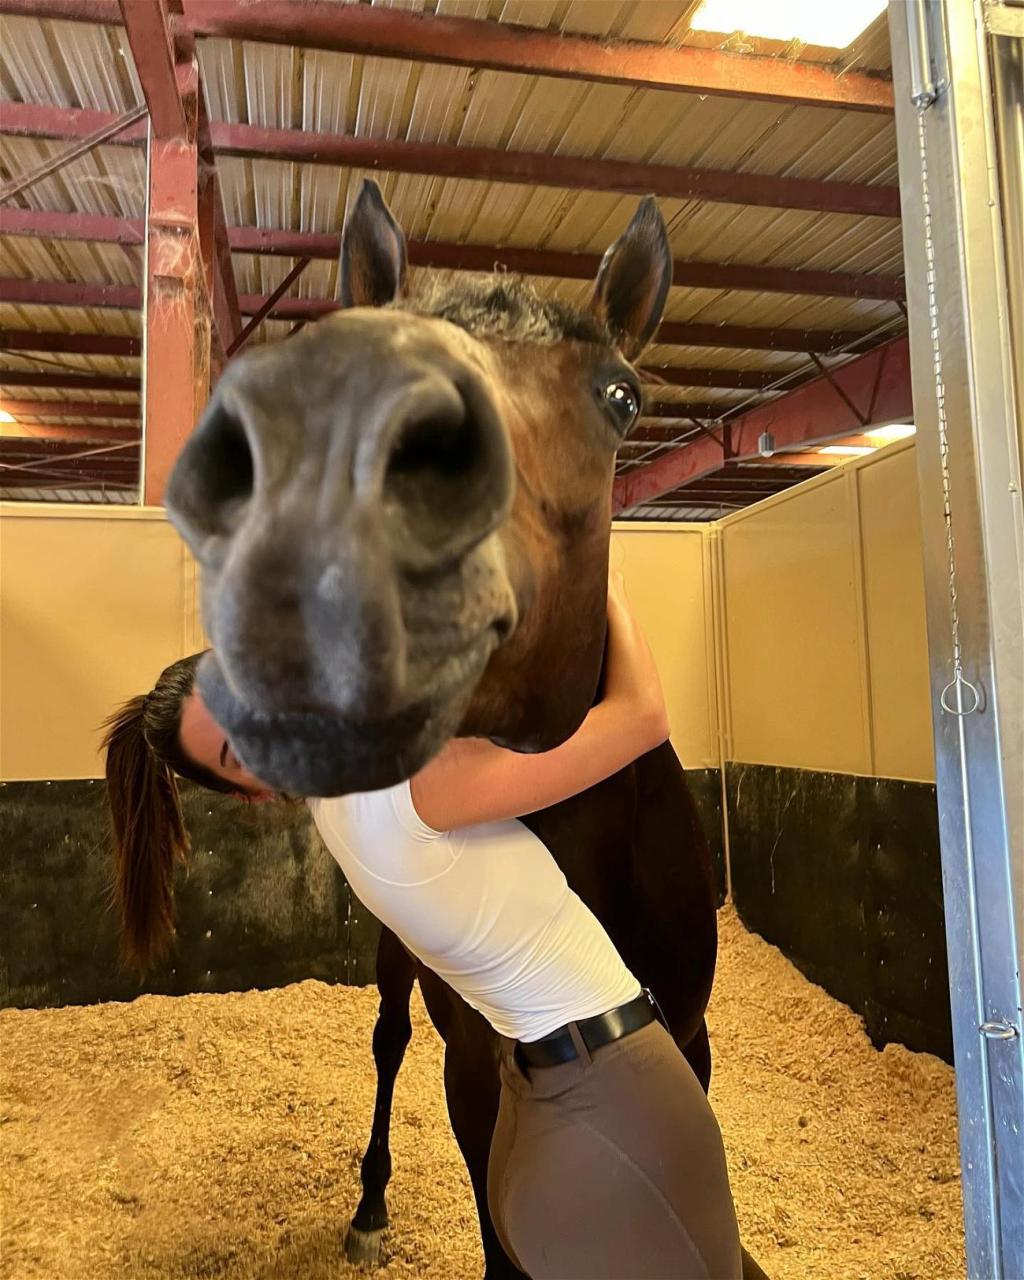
<box><xmin>393</xmin><ymin>272</ymin><xmax>608</xmax><ymax>348</ymax></box>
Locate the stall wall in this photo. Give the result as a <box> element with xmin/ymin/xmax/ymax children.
<box><xmin>612</xmin><ymin>523</ymin><xmax>725</xmax><ymax>901</ymax></box>
<box><xmin>717</xmin><ymin>441</ymin><xmax>933</xmax><ymax>783</ymax></box>
<box><xmin>0</xmin><ymin>504</ymin><xmax>203</xmax><ymax>781</ymax></box>
<box><xmin>0</xmin><ymin>504</ymin><xmax>379</xmax><ymax>1009</ymax></box>
<box><xmin>611</xmin><ymin>524</ymin><xmax>718</xmax><ymax>770</ymax></box>
<box><xmin>716</xmin><ymin>443</ymin><xmax>949</xmax><ymax>1060</ymax></box>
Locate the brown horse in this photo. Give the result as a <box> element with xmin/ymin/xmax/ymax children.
<box><xmin>166</xmin><ymin>181</ymin><xmax>764</xmax><ymax>1278</ymax></box>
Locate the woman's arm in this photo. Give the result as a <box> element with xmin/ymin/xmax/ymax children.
<box><xmin>411</xmin><ymin>574</ymin><xmax>670</xmax><ymax>831</ymax></box>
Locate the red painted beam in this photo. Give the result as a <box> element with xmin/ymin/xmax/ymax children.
<box><xmin>1</xmin><ymin>398</ymin><xmax>139</xmax><ymax>419</ymax></box>
<box><xmin>613</xmin><ymin>335</ymin><xmax>912</xmax><ymax>511</ymax></box>
<box><xmin>0</xmin><ymin>370</ymin><xmax>140</xmax><ymax>391</ymax></box>
<box><xmin>0</xmin><ymin>328</ymin><xmax>141</xmax><ymax>357</ymax></box>
<box><xmin>179</xmin><ymin>0</ymin><xmax>894</xmax><ymax>113</ymax></box>
<box><xmin>0</xmin><ymin>207</ymin><xmax>145</xmax><ymax>245</ymax></box>
<box><xmin>212</xmin><ymin>121</ymin><xmax>899</xmax><ymax>220</ymax></box>
<box><xmin>120</xmin><ymin>0</ymin><xmax>208</xmax><ymax>505</ymax></box>
<box><xmin>196</xmin><ymin>85</ymin><xmax>241</xmax><ymax>353</ymax></box>
<box><xmin>0</xmin><ymin>101</ymin><xmax>147</xmax><ymax>147</ymax></box>
<box><xmin>0</xmin><ymin>102</ymin><xmax>900</xmax><ymax>219</ymax></box>
<box><xmin>1</xmin><ymin>209</ymin><xmax>905</xmax><ymax>302</ymax></box>
<box><xmin>0</xmin><ymin>278</ymin><xmax>881</xmax><ymax>353</ymax></box>
<box><xmin>0</xmin><ymin>278</ymin><xmax>140</xmax><ymax>308</ymax></box>
<box><xmin>118</xmin><ymin>0</ymin><xmax>187</xmax><ymax>138</ymax></box>
<box><xmin>640</xmin><ymin>366</ymin><xmax>783</xmax><ymax>390</ymax></box>
<box><xmin>654</xmin><ymin>321</ymin><xmax>866</xmax><ymax>353</ymax></box>
<box><xmin>0</xmin><ymin>423</ymin><xmax>138</xmax><ymax>443</ymax></box>
<box><xmin>0</xmin><ymin>1</ymin><xmax>120</xmax><ymax>21</ymax></box>
<box><xmin>638</xmin><ymin>404</ymin><xmax>733</xmax><ymax>423</ymax></box>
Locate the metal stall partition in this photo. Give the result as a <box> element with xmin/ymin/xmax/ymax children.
<box><xmin>889</xmin><ymin>3</ymin><xmax>1024</xmax><ymax>1277</ymax></box>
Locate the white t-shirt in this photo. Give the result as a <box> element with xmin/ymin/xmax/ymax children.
<box><xmin>308</xmin><ymin>782</ymin><xmax>641</xmax><ymax>1042</ymax></box>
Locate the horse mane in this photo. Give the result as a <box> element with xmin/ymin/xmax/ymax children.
<box><xmin>396</xmin><ymin>271</ymin><xmax>608</xmax><ymax>348</ymax></box>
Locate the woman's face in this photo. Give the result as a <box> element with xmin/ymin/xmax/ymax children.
<box><xmin>178</xmin><ymin>686</ymin><xmax>274</xmax><ymax>799</ymax></box>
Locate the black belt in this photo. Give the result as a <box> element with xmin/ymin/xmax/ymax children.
<box><xmin>515</xmin><ymin>989</ymin><xmax>663</xmax><ymax>1070</ymax></box>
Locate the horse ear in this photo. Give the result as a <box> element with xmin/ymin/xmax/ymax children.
<box><xmin>338</xmin><ymin>179</ymin><xmax>408</xmax><ymax>308</ymax></box>
<box><xmin>590</xmin><ymin>197</ymin><xmax>672</xmax><ymax>360</ymax></box>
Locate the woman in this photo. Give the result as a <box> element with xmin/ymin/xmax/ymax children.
<box><xmin>103</xmin><ymin>576</ymin><xmax>743</xmax><ymax>1280</ymax></box>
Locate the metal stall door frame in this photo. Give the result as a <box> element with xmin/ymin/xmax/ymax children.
<box><xmin>889</xmin><ymin>2</ymin><xmax>1024</xmax><ymax>1276</ymax></box>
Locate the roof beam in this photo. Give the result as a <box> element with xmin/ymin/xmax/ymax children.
<box><xmin>613</xmin><ymin>335</ymin><xmax>912</xmax><ymax>511</ymax></box>
<box><xmin>117</xmin><ymin>0</ymin><xmax>185</xmax><ymax>138</ymax></box>
<box><xmin>0</xmin><ymin>102</ymin><xmax>900</xmax><ymax>219</ymax></box>
<box><xmin>0</xmin><ymin>1</ymin><xmax>120</xmax><ymax>21</ymax></box>
<box><xmin>0</xmin><ymin>277</ymin><xmax>882</xmax><ymax>353</ymax></box>
<box><xmin>211</xmin><ymin>121</ymin><xmax>899</xmax><ymax>219</ymax></box>
<box><xmin>0</xmin><ymin>329</ymin><xmax>141</xmax><ymax>357</ymax></box>
<box><xmin>0</xmin><ymin>423</ymin><xmax>138</xmax><ymax>443</ymax></box>
<box><xmin>640</xmin><ymin>365</ymin><xmax>788</xmax><ymax>390</ymax></box>
<box><xmin>0</xmin><ymin>398</ymin><xmax>139</xmax><ymax>419</ymax></box>
<box><xmin>0</xmin><ymin>0</ymin><xmax>893</xmax><ymax>114</ymax></box>
<box><xmin>0</xmin><ymin>370</ymin><xmax>140</xmax><ymax>391</ymax></box>
<box><xmin>178</xmin><ymin>0</ymin><xmax>894</xmax><ymax>113</ymax></box>
<box><xmin>1</xmin><ymin>208</ymin><xmax>905</xmax><ymax>301</ymax></box>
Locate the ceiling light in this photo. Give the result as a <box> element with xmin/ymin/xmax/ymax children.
<box><xmin>0</xmin><ymin>410</ymin><xmax>16</xmax><ymax>423</ymax></box>
<box><xmin>819</xmin><ymin>445</ymin><xmax>875</xmax><ymax>456</ymax></box>
<box><xmin>690</xmin><ymin>0</ymin><xmax>887</xmax><ymax>49</ymax></box>
<box><xmin>867</xmin><ymin>423</ymin><xmax>917</xmax><ymax>443</ymax></box>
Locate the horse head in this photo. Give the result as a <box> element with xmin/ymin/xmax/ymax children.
<box><xmin>166</xmin><ymin>180</ymin><xmax>671</xmax><ymax>795</ymax></box>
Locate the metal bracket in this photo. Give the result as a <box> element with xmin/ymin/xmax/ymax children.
<box><xmin>980</xmin><ymin>1020</ymin><xmax>1021</xmax><ymax>1040</ymax></box>
<box><xmin>984</xmin><ymin>1</ymin><xmax>1024</xmax><ymax>38</ymax></box>
<box><xmin>808</xmin><ymin>352</ymin><xmax>870</xmax><ymax>427</ymax></box>
<box><xmin>906</xmin><ymin>0</ymin><xmax>951</xmax><ymax>107</ymax></box>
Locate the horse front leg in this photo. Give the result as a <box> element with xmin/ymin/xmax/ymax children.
<box><xmin>345</xmin><ymin>927</ymin><xmax>417</xmax><ymax>1265</ymax></box>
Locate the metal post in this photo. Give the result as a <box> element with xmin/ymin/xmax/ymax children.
<box><xmin>889</xmin><ymin>3</ymin><xmax>1024</xmax><ymax>1277</ymax></box>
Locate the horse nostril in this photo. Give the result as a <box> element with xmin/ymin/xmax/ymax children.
<box><xmin>167</xmin><ymin>399</ymin><xmax>255</xmax><ymax>544</ymax></box>
<box><xmin>386</xmin><ymin>406</ymin><xmax>479</xmax><ymax>503</ymax></box>
<box><xmin>383</xmin><ymin>380</ymin><xmax>510</xmax><ymax>569</ymax></box>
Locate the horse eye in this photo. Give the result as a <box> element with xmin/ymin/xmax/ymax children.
<box><xmin>603</xmin><ymin>380</ymin><xmax>641</xmax><ymax>430</ymax></box>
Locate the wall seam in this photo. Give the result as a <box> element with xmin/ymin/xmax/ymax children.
<box><xmin>847</xmin><ymin>466</ymin><xmax>878</xmax><ymax>777</ymax></box>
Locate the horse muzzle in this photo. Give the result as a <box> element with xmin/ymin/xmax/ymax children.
<box><xmin>166</xmin><ymin>315</ymin><xmax>519</xmax><ymax>794</ymax></box>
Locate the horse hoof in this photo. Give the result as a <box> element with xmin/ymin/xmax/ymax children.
<box><xmin>345</xmin><ymin>1225</ymin><xmax>385</xmax><ymax>1266</ymax></box>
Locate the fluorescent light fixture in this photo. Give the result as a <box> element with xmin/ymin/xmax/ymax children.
<box><xmin>819</xmin><ymin>444</ymin><xmax>875</xmax><ymax>456</ymax></box>
<box><xmin>690</xmin><ymin>0</ymin><xmax>887</xmax><ymax>48</ymax></box>
<box><xmin>0</xmin><ymin>410</ymin><xmax>16</xmax><ymax>423</ymax></box>
<box><xmin>867</xmin><ymin>423</ymin><xmax>916</xmax><ymax>443</ymax></box>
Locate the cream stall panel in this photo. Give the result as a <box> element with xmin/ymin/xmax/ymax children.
<box><xmin>0</xmin><ymin>505</ymin><xmax>201</xmax><ymax>781</ymax></box>
<box><xmin>856</xmin><ymin>444</ymin><xmax>935</xmax><ymax>783</ymax></box>
<box><xmin>611</xmin><ymin>524</ymin><xmax>717</xmax><ymax>769</ymax></box>
<box><xmin>719</xmin><ymin>476</ymin><xmax>869</xmax><ymax>776</ymax></box>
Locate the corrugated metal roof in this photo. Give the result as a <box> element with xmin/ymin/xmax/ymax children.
<box><xmin>1</xmin><ymin>0</ymin><xmax>901</xmax><ymax>510</ymax></box>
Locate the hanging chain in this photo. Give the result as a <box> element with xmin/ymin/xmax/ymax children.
<box><xmin>915</xmin><ymin>107</ymin><xmax>981</xmax><ymax>718</ymax></box>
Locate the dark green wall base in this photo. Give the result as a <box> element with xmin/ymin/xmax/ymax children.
<box><xmin>725</xmin><ymin>763</ymin><xmax>952</xmax><ymax>1063</ymax></box>
<box><xmin>0</xmin><ymin>768</ymin><xmax>725</xmax><ymax>1011</ymax></box>
<box><xmin>0</xmin><ymin>780</ymin><xmax>380</xmax><ymax>1010</ymax></box>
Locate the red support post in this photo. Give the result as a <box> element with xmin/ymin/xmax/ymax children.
<box><xmin>113</xmin><ymin>0</ymin><xmax>226</xmax><ymax>501</ymax></box>
<box><xmin>119</xmin><ymin>0</ymin><xmax>209</xmax><ymax>504</ymax></box>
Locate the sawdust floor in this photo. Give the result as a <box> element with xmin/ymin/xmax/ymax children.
<box><xmin>1</xmin><ymin>907</ymin><xmax>964</xmax><ymax>1280</ymax></box>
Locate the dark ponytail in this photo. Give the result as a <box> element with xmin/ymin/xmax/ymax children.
<box><xmin>101</xmin><ymin>652</ymin><xmax>234</xmax><ymax>973</ymax></box>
